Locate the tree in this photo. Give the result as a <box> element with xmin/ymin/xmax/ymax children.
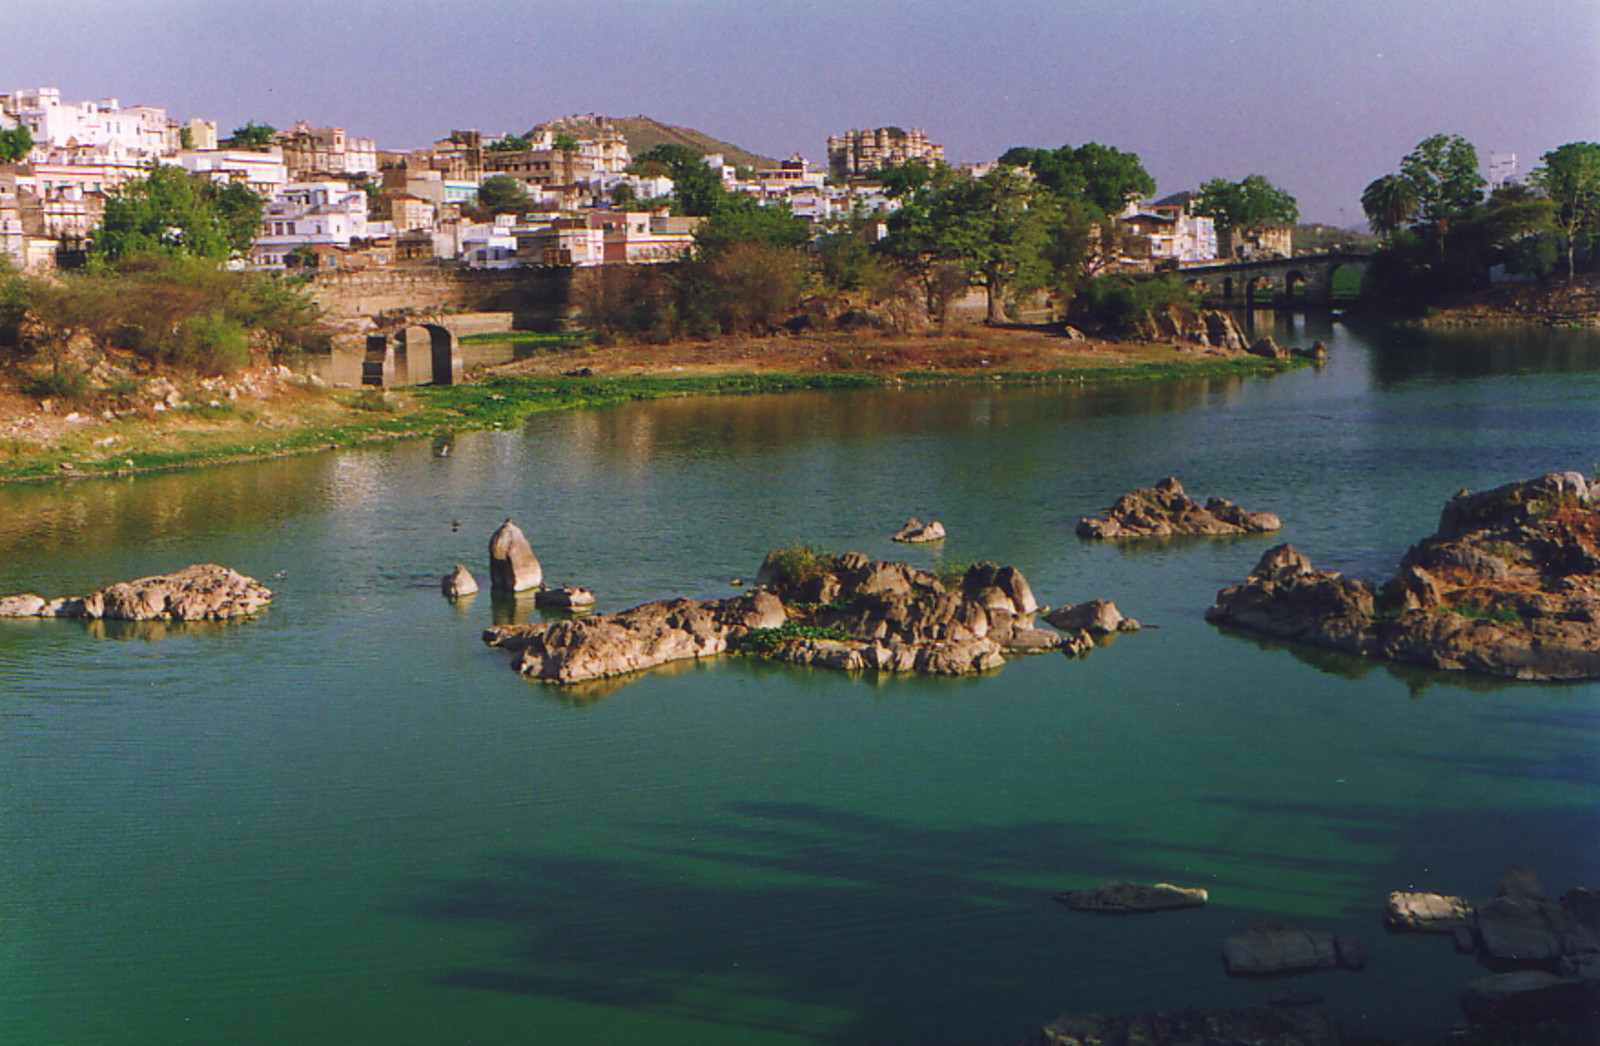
<box><xmin>693</xmin><ymin>194</ymin><xmax>808</xmax><ymax>257</ymax></box>
<box><xmin>632</xmin><ymin>144</ymin><xmax>723</xmax><ymax>217</ymax></box>
<box><xmin>486</xmin><ymin>134</ymin><xmax>531</xmax><ymax>153</ymax></box>
<box><xmin>477</xmin><ymin>174</ymin><xmax>530</xmax><ymax>215</ymax></box>
<box><xmin>883</xmin><ymin>165</ymin><xmax>1060</xmax><ymax>322</ymax></box>
<box><xmin>1530</xmin><ymin>141</ymin><xmax>1600</xmax><ymax>279</ymax></box>
<box><xmin>1399</xmin><ymin>133</ymin><xmax>1484</xmax><ymax>229</ymax></box>
<box><xmin>228</xmin><ymin>122</ymin><xmax>277</xmax><ymax>150</ymax></box>
<box><xmin>999</xmin><ymin>142</ymin><xmax>1155</xmax><ymax>215</ymax></box>
<box><xmin>1194</xmin><ymin>174</ymin><xmax>1299</xmax><ymax>231</ymax></box>
<box><xmin>92</xmin><ymin>165</ymin><xmax>263</xmax><ymax>263</ymax></box>
<box><xmin>876</xmin><ymin>159</ymin><xmax>932</xmax><ymax>198</ymax></box>
<box><xmin>0</xmin><ymin>123</ymin><xmax>34</xmax><ymax>163</ymax></box>
<box><xmin>1361</xmin><ymin>173</ymin><xmax>1421</xmax><ymax>238</ymax></box>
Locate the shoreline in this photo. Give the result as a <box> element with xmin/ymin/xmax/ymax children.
<box><xmin>0</xmin><ymin>330</ymin><xmax>1307</xmax><ymax>485</ymax></box>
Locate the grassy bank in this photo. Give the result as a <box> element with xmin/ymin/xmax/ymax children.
<box><xmin>0</xmin><ymin>353</ymin><xmax>1304</xmax><ymax>484</ymax></box>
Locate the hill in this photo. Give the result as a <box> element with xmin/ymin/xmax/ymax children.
<box><xmin>528</xmin><ymin>113</ymin><xmax>782</xmax><ymax>171</ymax></box>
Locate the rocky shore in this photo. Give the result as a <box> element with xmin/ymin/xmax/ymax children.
<box><xmin>1077</xmin><ymin>477</ymin><xmax>1282</xmax><ymax>539</ymax></box>
<box><xmin>484</xmin><ymin>549</ymin><xmax>1128</xmax><ymax>684</ymax></box>
<box><xmin>1207</xmin><ymin>472</ymin><xmax>1600</xmax><ymax>680</ymax></box>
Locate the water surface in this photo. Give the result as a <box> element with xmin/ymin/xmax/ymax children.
<box><xmin>2</xmin><ymin>316</ymin><xmax>1598</xmax><ymax>1044</ymax></box>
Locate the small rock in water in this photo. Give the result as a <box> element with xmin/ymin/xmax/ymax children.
<box><xmin>891</xmin><ymin>517</ymin><xmax>946</xmax><ymax>543</ymax></box>
<box><xmin>441</xmin><ymin>564</ymin><xmax>479</xmax><ymax>599</ymax></box>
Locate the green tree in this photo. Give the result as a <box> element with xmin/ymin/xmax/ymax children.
<box><xmin>633</xmin><ymin>144</ymin><xmax>724</xmax><ymax>217</ymax></box>
<box><xmin>1399</xmin><ymin>133</ymin><xmax>1484</xmax><ymax>229</ymax></box>
<box><xmin>228</xmin><ymin>122</ymin><xmax>277</xmax><ymax>150</ymax></box>
<box><xmin>876</xmin><ymin>160</ymin><xmax>933</xmax><ymax>198</ymax></box>
<box><xmin>486</xmin><ymin>134</ymin><xmax>531</xmax><ymax>153</ymax></box>
<box><xmin>93</xmin><ymin>165</ymin><xmax>263</xmax><ymax>263</ymax></box>
<box><xmin>999</xmin><ymin>142</ymin><xmax>1154</xmax><ymax>215</ymax></box>
<box><xmin>477</xmin><ymin>174</ymin><xmax>530</xmax><ymax>215</ymax></box>
<box><xmin>1530</xmin><ymin>141</ymin><xmax>1600</xmax><ymax>279</ymax></box>
<box><xmin>1194</xmin><ymin>174</ymin><xmax>1299</xmax><ymax>231</ymax></box>
<box><xmin>1360</xmin><ymin>173</ymin><xmax>1421</xmax><ymax>238</ymax></box>
<box><xmin>884</xmin><ymin>165</ymin><xmax>1062</xmax><ymax>322</ymax></box>
<box><xmin>693</xmin><ymin>194</ymin><xmax>808</xmax><ymax>257</ymax></box>
<box><xmin>0</xmin><ymin>124</ymin><xmax>33</xmax><ymax>163</ymax></box>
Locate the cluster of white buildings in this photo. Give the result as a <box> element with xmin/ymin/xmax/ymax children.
<box><xmin>2</xmin><ymin>89</ymin><xmax>1244</xmax><ymax>276</ymax></box>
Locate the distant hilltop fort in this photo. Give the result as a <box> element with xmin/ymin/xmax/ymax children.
<box><xmin>827</xmin><ymin>126</ymin><xmax>943</xmax><ymax>177</ymax></box>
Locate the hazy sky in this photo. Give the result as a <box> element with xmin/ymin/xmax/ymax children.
<box><xmin>10</xmin><ymin>0</ymin><xmax>1597</xmax><ymax>224</ymax></box>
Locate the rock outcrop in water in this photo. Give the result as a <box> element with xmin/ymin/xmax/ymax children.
<box><xmin>484</xmin><ymin>550</ymin><xmax>1127</xmax><ymax>684</ymax></box>
<box><xmin>1206</xmin><ymin>471</ymin><xmax>1600</xmax><ymax>680</ymax></box>
<box><xmin>0</xmin><ymin>564</ymin><xmax>272</xmax><ymax>621</ymax></box>
<box><xmin>1384</xmin><ymin>867</ymin><xmax>1600</xmax><ymax>1032</ymax></box>
<box><xmin>1077</xmin><ymin>477</ymin><xmax>1282</xmax><ymax>539</ymax></box>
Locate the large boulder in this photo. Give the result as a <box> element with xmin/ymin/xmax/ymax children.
<box><xmin>891</xmin><ymin>517</ymin><xmax>947</xmax><ymax>543</ymax></box>
<box><xmin>1460</xmin><ymin>970</ymin><xmax>1598</xmax><ymax>1026</ymax></box>
<box><xmin>1025</xmin><ymin>1005</ymin><xmax>1345</xmax><ymax>1046</ymax></box>
<box><xmin>488</xmin><ymin>519</ymin><xmax>543</xmax><ymax>592</ymax></box>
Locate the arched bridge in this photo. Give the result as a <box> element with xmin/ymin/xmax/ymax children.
<box><xmin>1179</xmin><ymin>252</ymin><xmax>1371</xmax><ymax>308</ymax></box>
<box><xmin>360</xmin><ymin>316</ymin><xmax>465</xmax><ymax>388</ymax></box>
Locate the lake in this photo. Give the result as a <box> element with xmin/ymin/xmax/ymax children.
<box><xmin>2</xmin><ymin>315</ymin><xmax>1598</xmax><ymax>1045</ymax></box>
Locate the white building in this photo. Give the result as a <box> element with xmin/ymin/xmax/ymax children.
<box><xmin>0</xmin><ymin>88</ymin><xmax>171</xmax><ymax>162</ymax></box>
<box><xmin>170</xmin><ymin>148</ymin><xmax>289</xmax><ymax>196</ymax></box>
<box><xmin>249</xmin><ymin>180</ymin><xmax>371</xmax><ymax>268</ymax></box>
<box><xmin>1488</xmin><ymin>152</ymin><xmax>1518</xmax><ymax>190</ymax></box>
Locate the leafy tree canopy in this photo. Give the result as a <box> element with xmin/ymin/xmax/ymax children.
<box><xmin>1193</xmin><ymin>174</ymin><xmax>1299</xmax><ymax>230</ymax></box>
<box><xmin>632</xmin><ymin>144</ymin><xmax>723</xmax><ymax>217</ymax></box>
<box><xmin>998</xmin><ymin>142</ymin><xmax>1154</xmax><ymax>215</ymax></box>
<box><xmin>1399</xmin><ymin>133</ymin><xmax>1485</xmax><ymax>226</ymax></box>
<box><xmin>0</xmin><ymin>124</ymin><xmax>34</xmax><ymax>164</ymax></box>
<box><xmin>486</xmin><ymin>134</ymin><xmax>531</xmax><ymax>153</ymax></box>
<box><xmin>228</xmin><ymin>122</ymin><xmax>277</xmax><ymax>151</ymax></box>
<box><xmin>92</xmin><ymin>165</ymin><xmax>264</xmax><ymax>263</ymax></box>
<box><xmin>1530</xmin><ymin>141</ymin><xmax>1600</xmax><ymax>278</ymax></box>
<box><xmin>694</xmin><ymin>194</ymin><xmax>809</xmax><ymax>257</ymax></box>
<box><xmin>477</xmin><ymin>174</ymin><xmax>531</xmax><ymax>215</ymax></box>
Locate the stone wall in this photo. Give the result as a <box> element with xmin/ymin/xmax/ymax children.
<box><xmin>306</xmin><ymin>266</ymin><xmax>574</xmax><ymax>329</ymax></box>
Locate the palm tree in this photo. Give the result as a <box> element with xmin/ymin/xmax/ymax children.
<box><xmin>1361</xmin><ymin>174</ymin><xmax>1420</xmax><ymax>239</ymax></box>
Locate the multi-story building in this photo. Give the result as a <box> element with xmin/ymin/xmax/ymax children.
<box><xmin>0</xmin><ymin>88</ymin><xmax>172</xmax><ymax>162</ymax></box>
<box><xmin>827</xmin><ymin>127</ymin><xmax>943</xmax><ymax>178</ymax></box>
<box><xmin>276</xmin><ymin>121</ymin><xmax>378</xmax><ymax>179</ymax></box>
<box><xmin>249</xmin><ymin>180</ymin><xmax>372</xmax><ymax>268</ymax></box>
<box><xmin>1120</xmin><ymin>193</ymin><xmax>1217</xmax><ymax>265</ymax></box>
<box><xmin>171</xmin><ymin>148</ymin><xmax>289</xmax><ymax>196</ymax></box>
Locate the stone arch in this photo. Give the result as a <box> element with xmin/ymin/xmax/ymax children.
<box><xmin>1246</xmin><ymin>275</ymin><xmax>1274</xmax><ymax>303</ymax></box>
<box><xmin>1329</xmin><ymin>262</ymin><xmax>1364</xmax><ymax>303</ymax></box>
<box><xmin>1284</xmin><ymin>269</ymin><xmax>1309</xmax><ymax>303</ymax></box>
<box><xmin>361</xmin><ymin>323</ymin><xmax>462</xmax><ymax>387</ymax></box>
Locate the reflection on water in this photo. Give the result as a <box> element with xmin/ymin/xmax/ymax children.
<box><xmin>1363</xmin><ymin>323</ymin><xmax>1600</xmax><ymax>385</ymax></box>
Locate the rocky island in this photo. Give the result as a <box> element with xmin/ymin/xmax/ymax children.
<box><xmin>0</xmin><ymin>564</ymin><xmax>273</xmax><ymax>621</ymax></box>
<box><xmin>1077</xmin><ymin>477</ymin><xmax>1282</xmax><ymax>539</ymax></box>
<box><xmin>484</xmin><ymin>549</ymin><xmax>1121</xmax><ymax>684</ymax></box>
<box><xmin>1207</xmin><ymin>471</ymin><xmax>1600</xmax><ymax>680</ymax></box>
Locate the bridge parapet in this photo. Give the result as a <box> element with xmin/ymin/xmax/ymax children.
<box><xmin>1180</xmin><ymin>252</ymin><xmax>1371</xmax><ymax>307</ymax></box>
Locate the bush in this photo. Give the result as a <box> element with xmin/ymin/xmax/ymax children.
<box><xmin>1070</xmin><ymin>274</ymin><xmax>1196</xmax><ymax>336</ymax></box>
<box><xmin>18</xmin><ymin>363</ymin><xmax>90</xmax><ymax>402</ymax></box>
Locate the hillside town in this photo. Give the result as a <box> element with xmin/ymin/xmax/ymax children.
<box><xmin>0</xmin><ymin>86</ymin><xmax>1279</xmax><ymax>277</ymax></box>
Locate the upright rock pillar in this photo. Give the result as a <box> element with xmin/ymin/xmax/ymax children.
<box><xmin>488</xmin><ymin>519</ymin><xmax>543</xmax><ymax>592</ymax></box>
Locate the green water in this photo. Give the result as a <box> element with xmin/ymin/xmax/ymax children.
<box><xmin>2</xmin><ymin>316</ymin><xmax>1598</xmax><ymax>1045</ymax></box>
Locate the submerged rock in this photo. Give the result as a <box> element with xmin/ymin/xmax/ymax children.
<box><xmin>534</xmin><ymin>586</ymin><xmax>595</xmax><ymax>610</ymax></box>
<box><xmin>488</xmin><ymin>519</ymin><xmax>543</xmax><ymax>592</ymax></box>
<box><xmin>1054</xmin><ymin>880</ymin><xmax>1208</xmax><ymax>913</ymax></box>
<box><xmin>0</xmin><ymin>564</ymin><xmax>272</xmax><ymax>621</ymax></box>
<box><xmin>1222</xmin><ymin>923</ymin><xmax>1366</xmax><ymax>976</ymax></box>
<box><xmin>1207</xmin><ymin>472</ymin><xmax>1600</xmax><ymax>680</ymax></box>
<box><xmin>1077</xmin><ymin>477</ymin><xmax>1282</xmax><ymax>539</ymax></box>
<box><xmin>1024</xmin><ymin>1004</ymin><xmax>1345</xmax><ymax>1046</ymax></box>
